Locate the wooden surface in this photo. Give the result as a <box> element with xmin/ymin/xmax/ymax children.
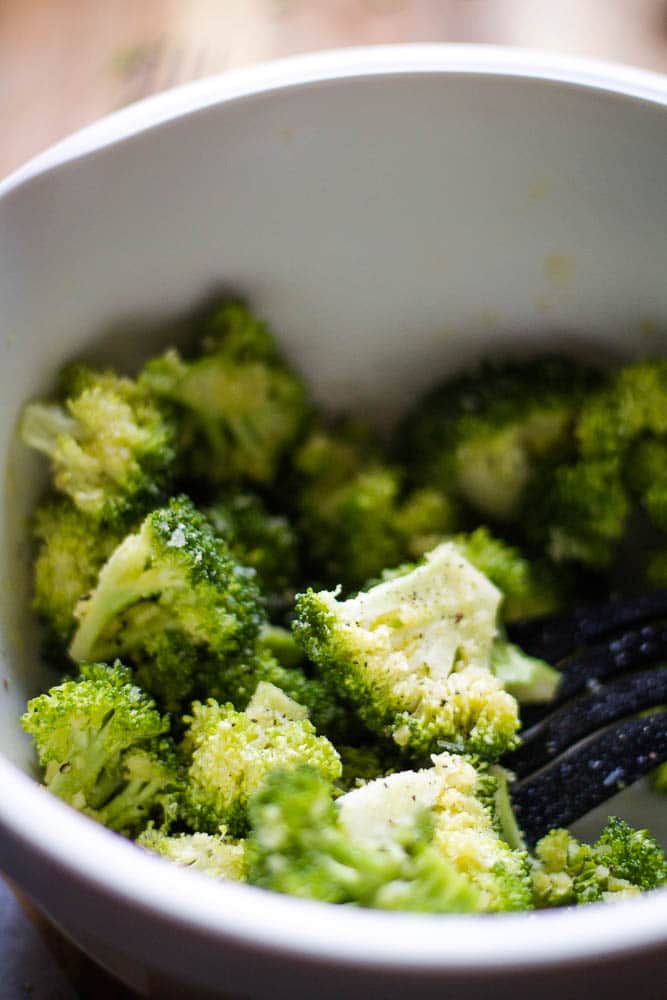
<box><xmin>3</xmin><ymin>1</ymin><xmax>667</xmax><ymax>997</ymax></box>
<box><xmin>3</xmin><ymin>0</ymin><xmax>667</xmax><ymax>180</ymax></box>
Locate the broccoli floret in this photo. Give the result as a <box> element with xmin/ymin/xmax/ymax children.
<box><xmin>31</xmin><ymin>498</ymin><xmax>126</xmax><ymax>649</ymax></box>
<box><xmin>181</xmin><ymin>682</ymin><xmax>342</xmax><ymax>836</ymax></box>
<box><xmin>293</xmin><ymin>541</ymin><xmax>520</xmax><ymax>759</ymax></box>
<box><xmin>337</xmin><ymin>752</ymin><xmax>533</xmax><ymax>912</ymax></box>
<box><xmin>21</xmin><ymin>365</ymin><xmax>176</xmax><ymax>524</ymax></box>
<box><xmin>527</xmin><ymin>458</ymin><xmax>631</xmax><ymax>568</ymax></box>
<box><xmin>294</xmin><ymin>422</ymin><xmax>457</xmax><ymax>590</ymax></box>
<box><xmin>399</xmin><ymin>356</ymin><xmax>598</xmax><ymax>523</ymax></box>
<box><xmin>205</xmin><ymin>491</ymin><xmax>300</xmax><ymax>618</ymax></box>
<box><xmin>68</xmin><ymin>496</ymin><xmax>264</xmax><ymax>712</ymax></box>
<box><xmin>451</xmin><ymin>527</ymin><xmax>563</xmax><ymax>621</ymax></box>
<box><xmin>21</xmin><ymin>662</ymin><xmax>180</xmax><ymax>835</ymax></box>
<box><xmin>206</xmin><ymin>645</ymin><xmax>358</xmax><ymax>745</ymax></box>
<box><xmin>490</xmin><ymin>640</ymin><xmax>561</xmax><ymax>704</ymax></box>
<box><xmin>247</xmin><ymin>764</ymin><xmax>484</xmax><ymax>912</ymax></box>
<box><xmin>627</xmin><ymin>437</ymin><xmax>667</xmax><ymax>532</ymax></box>
<box><xmin>248</xmin><ymin>754</ymin><xmax>531</xmax><ymax>912</ymax></box>
<box><xmin>576</xmin><ymin>359</ymin><xmax>667</xmax><ymax>458</ymax></box>
<box><xmin>531</xmin><ymin>818</ymin><xmax>667</xmax><ymax>907</ymax></box>
<box><xmin>137</xmin><ymin>828</ymin><xmax>247</xmax><ymax>881</ymax></box>
<box><xmin>140</xmin><ymin>302</ymin><xmax>309</xmax><ymax>487</ymax></box>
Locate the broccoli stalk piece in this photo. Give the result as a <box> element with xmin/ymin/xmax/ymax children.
<box><xmin>31</xmin><ymin>498</ymin><xmax>126</xmax><ymax>649</ymax></box>
<box><xmin>140</xmin><ymin>302</ymin><xmax>309</xmax><ymax>487</ymax></box>
<box><xmin>137</xmin><ymin>828</ymin><xmax>247</xmax><ymax>881</ymax></box>
<box><xmin>21</xmin><ymin>365</ymin><xmax>176</xmax><ymax>523</ymax></box>
<box><xmin>532</xmin><ymin>818</ymin><xmax>667</xmax><ymax>907</ymax></box>
<box><xmin>68</xmin><ymin>496</ymin><xmax>264</xmax><ymax>712</ymax></box>
<box><xmin>399</xmin><ymin>356</ymin><xmax>599</xmax><ymax>524</ymax></box>
<box><xmin>181</xmin><ymin>682</ymin><xmax>342</xmax><ymax>837</ymax></box>
<box><xmin>294</xmin><ymin>422</ymin><xmax>457</xmax><ymax>590</ymax></box>
<box><xmin>293</xmin><ymin>541</ymin><xmax>520</xmax><ymax>759</ymax></box>
<box><xmin>21</xmin><ymin>662</ymin><xmax>180</xmax><ymax>835</ymax></box>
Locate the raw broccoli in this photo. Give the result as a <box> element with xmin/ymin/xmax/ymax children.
<box><xmin>576</xmin><ymin>359</ymin><xmax>667</xmax><ymax>458</ymax></box>
<box><xmin>205</xmin><ymin>490</ymin><xmax>300</xmax><ymax>618</ymax></box>
<box><xmin>31</xmin><ymin>498</ymin><xmax>126</xmax><ymax>649</ymax></box>
<box><xmin>451</xmin><ymin>526</ymin><xmax>563</xmax><ymax>621</ymax></box>
<box><xmin>531</xmin><ymin>818</ymin><xmax>667</xmax><ymax>907</ymax></box>
<box><xmin>294</xmin><ymin>422</ymin><xmax>457</xmax><ymax>589</ymax></box>
<box><xmin>247</xmin><ymin>764</ymin><xmax>483</xmax><ymax>912</ymax></box>
<box><xmin>293</xmin><ymin>541</ymin><xmax>520</xmax><ymax>759</ymax></box>
<box><xmin>181</xmin><ymin>682</ymin><xmax>342</xmax><ymax>836</ymax></box>
<box><xmin>626</xmin><ymin>436</ymin><xmax>667</xmax><ymax>532</ymax></box>
<box><xmin>527</xmin><ymin>458</ymin><xmax>631</xmax><ymax>568</ymax></box>
<box><xmin>398</xmin><ymin>356</ymin><xmax>599</xmax><ymax>524</ymax></box>
<box><xmin>68</xmin><ymin>495</ymin><xmax>264</xmax><ymax>712</ymax></box>
<box><xmin>140</xmin><ymin>302</ymin><xmax>309</xmax><ymax>488</ymax></box>
<box><xmin>248</xmin><ymin>753</ymin><xmax>531</xmax><ymax>912</ymax></box>
<box><xmin>21</xmin><ymin>662</ymin><xmax>181</xmax><ymax>836</ymax></box>
<box><xmin>21</xmin><ymin>364</ymin><xmax>176</xmax><ymax>524</ymax></box>
<box><xmin>137</xmin><ymin>828</ymin><xmax>247</xmax><ymax>881</ymax></box>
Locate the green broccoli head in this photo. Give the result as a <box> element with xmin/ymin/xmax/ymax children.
<box><xmin>31</xmin><ymin>498</ymin><xmax>126</xmax><ymax>650</ymax></box>
<box><xmin>21</xmin><ymin>661</ymin><xmax>181</xmax><ymax>835</ymax></box>
<box><xmin>181</xmin><ymin>682</ymin><xmax>342</xmax><ymax>837</ymax></box>
<box><xmin>137</xmin><ymin>828</ymin><xmax>247</xmax><ymax>881</ymax></box>
<box><xmin>531</xmin><ymin>818</ymin><xmax>667</xmax><ymax>907</ymax></box>
<box><xmin>627</xmin><ymin>436</ymin><xmax>667</xmax><ymax>533</ymax></box>
<box><xmin>210</xmin><ymin>645</ymin><xmax>362</xmax><ymax>746</ymax></box>
<box><xmin>527</xmin><ymin>458</ymin><xmax>631</xmax><ymax>568</ymax></box>
<box><xmin>21</xmin><ymin>365</ymin><xmax>176</xmax><ymax>524</ymax></box>
<box><xmin>247</xmin><ymin>764</ymin><xmax>484</xmax><ymax>912</ymax></box>
<box><xmin>69</xmin><ymin>495</ymin><xmax>264</xmax><ymax>711</ymax></box>
<box><xmin>294</xmin><ymin>422</ymin><xmax>457</xmax><ymax>590</ymax></box>
<box><xmin>293</xmin><ymin>542</ymin><xmax>520</xmax><ymax>759</ymax></box>
<box><xmin>205</xmin><ymin>490</ymin><xmax>300</xmax><ymax>618</ymax></box>
<box><xmin>451</xmin><ymin>526</ymin><xmax>563</xmax><ymax>621</ymax></box>
<box><xmin>140</xmin><ymin>302</ymin><xmax>309</xmax><ymax>488</ymax></box>
<box><xmin>336</xmin><ymin>752</ymin><xmax>533</xmax><ymax>912</ymax></box>
<box><xmin>399</xmin><ymin>356</ymin><xmax>599</xmax><ymax>523</ymax></box>
<box><xmin>576</xmin><ymin>359</ymin><xmax>667</xmax><ymax>458</ymax></box>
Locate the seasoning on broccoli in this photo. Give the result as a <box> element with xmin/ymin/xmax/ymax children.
<box><xmin>21</xmin><ymin>365</ymin><xmax>176</xmax><ymax>524</ymax></box>
<box><xmin>21</xmin><ymin>662</ymin><xmax>181</xmax><ymax>836</ymax></box>
<box><xmin>140</xmin><ymin>302</ymin><xmax>309</xmax><ymax>488</ymax></box>
<box><xmin>181</xmin><ymin>682</ymin><xmax>342</xmax><ymax>837</ymax></box>
<box><xmin>293</xmin><ymin>541</ymin><xmax>520</xmax><ymax>759</ymax></box>
<box><xmin>69</xmin><ymin>495</ymin><xmax>264</xmax><ymax>712</ymax></box>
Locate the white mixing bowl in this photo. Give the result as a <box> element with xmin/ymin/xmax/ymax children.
<box><xmin>1</xmin><ymin>45</ymin><xmax>666</xmax><ymax>999</ymax></box>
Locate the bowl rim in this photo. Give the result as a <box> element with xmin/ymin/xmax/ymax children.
<box><xmin>2</xmin><ymin>42</ymin><xmax>667</xmax><ymax>976</ymax></box>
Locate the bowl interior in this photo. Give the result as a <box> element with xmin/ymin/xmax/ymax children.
<box><xmin>1</xmin><ymin>49</ymin><xmax>667</xmax><ymax>981</ymax></box>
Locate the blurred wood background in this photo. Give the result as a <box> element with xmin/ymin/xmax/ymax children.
<box><xmin>3</xmin><ymin>0</ymin><xmax>667</xmax><ymax>179</ymax></box>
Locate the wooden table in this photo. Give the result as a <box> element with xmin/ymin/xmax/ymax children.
<box><xmin>3</xmin><ymin>0</ymin><xmax>667</xmax><ymax>180</ymax></box>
